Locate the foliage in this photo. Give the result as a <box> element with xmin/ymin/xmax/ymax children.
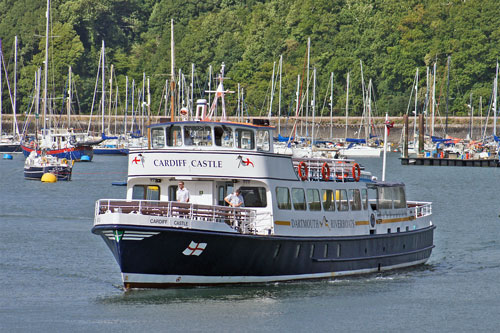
<box><xmin>0</xmin><ymin>0</ymin><xmax>499</xmax><ymax>119</ymax></box>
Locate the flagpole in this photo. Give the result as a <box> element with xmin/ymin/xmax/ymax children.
<box><xmin>382</xmin><ymin>113</ymin><xmax>388</xmax><ymax>182</ymax></box>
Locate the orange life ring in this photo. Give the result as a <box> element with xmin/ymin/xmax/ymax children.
<box><xmin>352</xmin><ymin>163</ymin><xmax>361</xmax><ymax>182</ymax></box>
<box><xmin>321</xmin><ymin>162</ymin><xmax>330</xmax><ymax>181</ymax></box>
<box><xmin>298</xmin><ymin>161</ymin><xmax>308</xmax><ymax>181</ymax></box>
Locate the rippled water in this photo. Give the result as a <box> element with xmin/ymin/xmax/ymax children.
<box><xmin>1</xmin><ymin>153</ymin><xmax>499</xmax><ymax>331</ymax></box>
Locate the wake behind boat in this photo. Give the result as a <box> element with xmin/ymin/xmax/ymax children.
<box><xmin>92</xmin><ymin>120</ymin><xmax>435</xmax><ymax>288</ymax></box>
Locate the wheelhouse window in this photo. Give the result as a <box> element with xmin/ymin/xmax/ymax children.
<box><xmin>361</xmin><ymin>189</ymin><xmax>368</xmax><ymax>210</ymax></box>
<box><xmin>276</xmin><ymin>187</ymin><xmax>291</xmax><ymax>210</ymax></box>
<box><xmin>256</xmin><ymin>130</ymin><xmax>270</xmax><ymax>152</ymax></box>
<box><xmin>306</xmin><ymin>189</ymin><xmax>321</xmax><ymax>211</ymax></box>
<box><xmin>349</xmin><ymin>189</ymin><xmax>362</xmax><ymax>211</ymax></box>
<box><xmin>377</xmin><ymin>186</ymin><xmax>393</xmax><ymax>209</ymax></box>
<box><xmin>322</xmin><ymin>189</ymin><xmax>335</xmax><ymax>211</ymax></box>
<box><xmin>235</xmin><ymin>129</ymin><xmax>255</xmax><ymax>150</ymax></box>
<box><xmin>184</xmin><ymin>125</ymin><xmax>213</xmax><ymax>146</ymax></box>
<box><xmin>393</xmin><ymin>186</ymin><xmax>407</xmax><ymax>209</ymax></box>
<box><xmin>166</xmin><ymin>125</ymin><xmax>182</xmax><ymax>147</ymax></box>
<box><xmin>132</xmin><ymin>185</ymin><xmax>160</xmax><ymax>200</ymax></box>
<box><xmin>336</xmin><ymin>189</ymin><xmax>349</xmax><ymax>211</ymax></box>
<box><xmin>214</xmin><ymin>126</ymin><xmax>233</xmax><ymax>147</ymax></box>
<box><xmin>239</xmin><ymin>186</ymin><xmax>267</xmax><ymax>208</ymax></box>
<box><xmin>151</xmin><ymin>127</ymin><xmax>165</xmax><ymax>148</ymax></box>
<box><xmin>291</xmin><ymin>188</ymin><xmax>306</xmax><ymax>211</ymax></box>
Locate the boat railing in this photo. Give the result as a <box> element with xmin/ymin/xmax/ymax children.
<box><xmin>95</xmin><ymin>199</ymin><xmax>257</xmax><ymax>232</ymax></box>
<box><xmin>292</xmin><ymin>157</ymin><xmax>359</xmax><ymax>182</ymax></box>
<box><xmin>407</xmin><ymin>201</ymin><xmax>432</xmax><ymax>218</ymax></box>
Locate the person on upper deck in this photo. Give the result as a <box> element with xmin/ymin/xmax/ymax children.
<box><xmin>176</xmin><ymin>181</ymin><xmax>190</xmax><ymax>203</ymax></box>
<box><xmin>225</xmin><ymin>189</ymin><xmax>244</xmax><ymax>207</ymax></box>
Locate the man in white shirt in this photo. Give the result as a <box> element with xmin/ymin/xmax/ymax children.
<box><xmin>176</xmin><ymin>181</ymin><xmax>190</xmax><ymax>202</ymax></box>
<box><xmin>225</xmin><ymin>189</ymin><xmax>244</xmax><ymax>207</ymax></box>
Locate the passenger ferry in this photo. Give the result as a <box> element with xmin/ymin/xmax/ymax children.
<box><xmin>92</xmin><ymin>119</ymin><xmax>435</xmax><ymax>288</ymax></box>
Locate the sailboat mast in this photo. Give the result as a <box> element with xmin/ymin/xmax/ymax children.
<box><xmin>125</xmin><ymin>76</ymin><xmax>128</xmax><ymax>134</ymax></box>
<box><xmin>268</xmin><ymin>61</ymin><xmax>276</xmax><ymax>118</ymax></box>
<box><xmin>445</xmin><ymin>56</ymin><xmax>451</xmax><ymax>136</ymax></box>
<box><xmin>329</xmin><ymin>72</ymin><xmax>333</xmax><ymax>139</ymax></box>
<box><xmin>43</xmin><ymin>1</ymin><xmax>50</xmax><ymax>132</ymax></box>
<box><xmin>305</xmin><ymin>37</ymin><xmax>310</xmax><ymax>137</ymax></box>
<box><xmin>431</xmin><ymin>62</ymin><xmax>436</xmax><ymax>137</ymax></box>
<box><xmin>345</xmin><ymin>72</ymin><xmax>350</xmax><ymax>139</ymax></box>
<box><xmin>191</xmin><ymin>63</ymin><xmax>194</xmax><ymax>118</ymax></box>
<box><xmin>0</xmin><ymin>39</ymin><xmax>2</xmax><ymax>136</ymax></box>
<box><xmin>67</xmin><ymin>66</ymin><xmax>71</xmax><ymax>128</ymax></box>
<box><xmin>278</xmin><ymin>55</ymin><xmax>282</xmax><ymax>135</ymax></box>
<box><xmin>413</xmin><ymin>68</ymin><xmax>418</xmax><ymax>141</ymax></box>
<box><xmin>170</xmin><ymin>19</ymin><xmax>175</xmax><ymax>122</ymax></box>
<box><xmin>493</xmin><ymin>60</ymin><xmax>499</xmax><ymax>137</ymax></box>
<box><xmin>311</xmin><ymin>67</ymin><xmax>316</xmax><ymax>147</ymax></box>
<box><xmin>101</xmin><ymin>40</ymin><xmax>105</xmax><ymax>135</ymax></box>
<box><xmin>13</xmin><ymin>36</ymin><xmax>18</xmax><ymax>136</ymax></box>
<box><xmin>108</xmin><ymin>64</ymin><xmax>113</xmax><ymax>135</ymax></box>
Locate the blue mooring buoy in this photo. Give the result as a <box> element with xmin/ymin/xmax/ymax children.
<box><xmin>3</xmin><ymin>154</ymin><xmax>13</xmax><ymax>160</ymax></box>
<box><xmin>80</xmin><ymin>155</ymin><xmax>91</xmax><ymax>162</ymax></box>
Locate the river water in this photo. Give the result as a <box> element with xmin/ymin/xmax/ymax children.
<box><xmin>1</xmin><ymin>153</ymin><xmax>499</xmax><ymax>331</ymax></box>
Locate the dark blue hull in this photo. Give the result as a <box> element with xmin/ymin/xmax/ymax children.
<box><xmin>24</xmin><ymin>165</ymin><xmax>72</xmax><ymax>181</ymax></box>
<box><xmin>94</xmin><ymin>148</ymin><xmax>127</xmax><ymax>155</ymax></box>
<box><xmin>0</xmin><ymin>143</ymin><xmax>21</xmax><ymax>153</ymax></box>
<box><xmin>92</xmin><ymin>225</ymin><xmax>435</xmax><ymax>288</ymax></box>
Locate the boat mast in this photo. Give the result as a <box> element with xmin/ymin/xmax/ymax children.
<box><xmin>0</xmin><ymin>39</ymin><xmax>2</xmax><ymax>137</ymax></box>
<box><xmin>345</xmin><ymin>72</ymin><xmax>350</xmax><ymax>139</ymax></box>
<box><xmin>445</xmin><ymin>55</ymin><xmax>451</xmax><ymax>136</ymax></box>
<box><xmin>130</xmin><ymin>79</ymin><xmax>135</xmax><ymax>133</ymax></box>
<box><xmin>43</xmin><ymin>1</ymin><xmax>50</xmax><ymax>132</ymax></box>
<box><xmin>107</xmin><ymin>64</ymin><xmax>113</xmax><ymax>135</ymax></box>
<box><xmin>305</xmin><ymin>37</ymin><xmax>310</xmax><ymax>138</ymax></box>
<box><xmin>191</xmin><ymin>63</ymin><xmax>194</xmax><ymax>119</ymax></box>
<box><xmin>278</xmin><ymin>54</ymin><xmax>283</xmax><ymax>135</ymax></box>
<box><xmin>329</xmin><ymin>72</ymin><xmax>333</xmax><ymax>139</ymax></box>
<box><xmin>268</xmin><ymin>60</ymin><xmax>276</xmax><ymax>119</ymax></box>
<box><xmin>125</xmin><ymin>76</ymin><xmax>128</xmax><ymax>134</ymax></box>
<box><xmin>493</xmin><ymin>60</ymin><xmax>499</xmax><ymax>137</ymax></box>
<box><xmin>311</xmin><ymin>67</ymin><xmax>316</xmax><ymax>148</ymax></box>
<box><xmin>431</xmin><ymin>62</ymin><xmax>436</xmax><ymax>138</ymax></box>
<box><xmin>170</xmin><ymin>19</ymin><xmax>175</xmax><ymax>122</ymax></box>
<box><xmin>67</xmin><ymin>66</ymin><xmax>71</xmax><ymax>128</ymax></box>
<box><xmin>359</xmin><ymin>60</ymin><xmax>366</xmax><ymax>140</ymax></box>
<box><xmin>101</xmin><ymin>40</ymin><xmax>105</xmax><ymax>136</ymax></box>
<box><xmin>13</xmin><ymin>36</ymin><xmax>19</xmax><ymax>137</ymax></box>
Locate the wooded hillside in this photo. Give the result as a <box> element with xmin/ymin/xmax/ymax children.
<box><xmin>0</xmin><ymin>0</ymin><xmax>499</xmax><ymax>119</ymax></box>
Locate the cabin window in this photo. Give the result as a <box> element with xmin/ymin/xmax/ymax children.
<box><xmin>256</xmin><ymin>130</ymin><xmax>270</xmax><ymax>151</ymax></box>
<box><xmin>361</xmin><ymin>189</ymin><xmax>368</xmax><ymax>210</ymax></box>
<box><xmin>214</xmin><ymin>126</ymin><xmax>233</xmax><ymax>147</ymax></box>
<box><xmin>151</xmin><ymin>128</ymin><xmax>165</xmax><ymax>148</ymax></box>
<box><xmin>349</xmin><ymin>189</ymin><xmax>362</xmax><ymax>211</ymax></box>
<box><xmin>166</xmin><ymin>125</ymin><xmax>182</xmax><ymax>147</ymax></box>
<box><xmin>184</xmin><ymin>125</ymin><xmax>212</xmax><ymax>146</ymax></box>
<box><xmin>306</xmin><ymin>189</ymin><xmax>321</xmax><ymax>211</ymax></box>
<box><xmin>393</xmin><ymin>186</ymin><xmax>407</xmax><ymax>209</ymax></box>
<box><xmin>168</xmin><ymin>185</ymin><xmax>178</xmax><ymax>201</ymax></box>
<box><xmin>239</xmin><ymin>186</ymin><xmax>267</xmax><ymax>208</ymax></box>
<box><xmin>132</xmin><ymin>185</ymin><xmax>160</xmax><ymax>200</ymax></box>
<box><xmin>235</xmin><ymin>129</ymin><xmax>255</xmax><ymax>150</ymax></box>
<box><xmin>377</xmin><ymin>187</ymin><xmax>393</xmax><ymax>209</ymax></box>
<box><xmin>276</xmin><ymin>187</ymin><xmax>291</xmax><ymax>210</ymax></box>
<box><xmin>336</xmin><ymin>189</ymin><xmax>349</xmax><ymax>211</ymax></box>
<box><xmin>322</xmin><ymin>189</ymin><xmax>335</xmax><ymax>211</ymax></box>
<box><xmin>291</xmin><ymin>188</ymin><xmax>306</xmax><ymax>211</ymax></box>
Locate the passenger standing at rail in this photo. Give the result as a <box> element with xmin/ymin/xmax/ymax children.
<box><xmin>176</xmin><ymin>181</ymin><xmax>190</xmax><ymax>203</ymax></box>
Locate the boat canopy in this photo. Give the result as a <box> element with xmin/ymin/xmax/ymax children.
<box><xmin>346</xmin><ymin>138</ymin><xmax>366</xmax><ymax>144</ymax></box>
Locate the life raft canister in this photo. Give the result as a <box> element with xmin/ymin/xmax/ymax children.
<box><xmin>298</xmin><ymin>161</ymin><xmax>308</xmax><ymax>181</ymax></box>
